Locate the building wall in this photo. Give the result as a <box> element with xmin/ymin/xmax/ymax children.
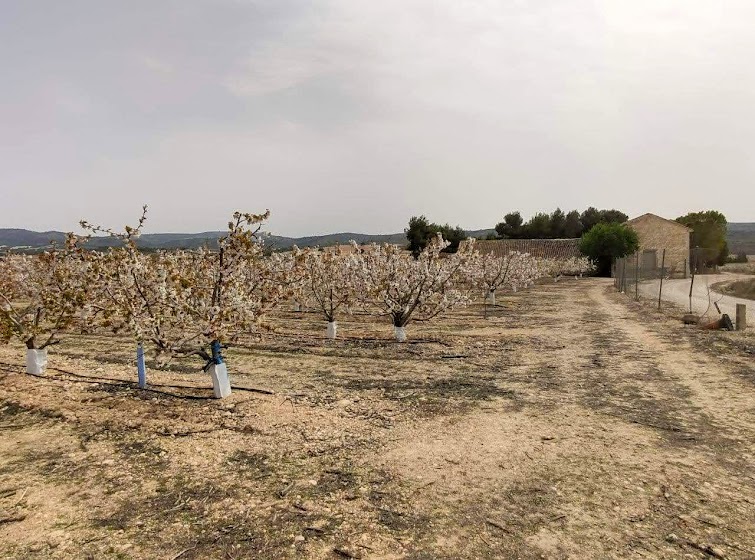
<box><xmin>626</xmin><ymin>214</ymin><xmax>690</xmax><ymax>277</ymax></box>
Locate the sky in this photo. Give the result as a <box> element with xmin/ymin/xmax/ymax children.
<box><xmin>1</xmin><ymin>0</ymin><xmax>754</xmax><ymax>236</ymax></box>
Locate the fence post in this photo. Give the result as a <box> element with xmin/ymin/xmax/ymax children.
<box><xmin>658</xmin><ymin>249</ymin><xmax>666</xmax><ymax>311</ymax></box>
<box><xmin>736</xmin><ymin>304</ymin><xmax>747</xmax><ymax>331</ymax></box>
<box><xmin>635</xmin><ymin>252</ymin><xmax>639</xmax><ymax>301</ymax></box>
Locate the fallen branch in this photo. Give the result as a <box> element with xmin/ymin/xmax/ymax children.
<box><xmin>278</xmin><ymin>482</ymin><xmax>295</xmax><ymax>498</ymax></box>
<box><xmin>485</xmin><ymin>518</ymin><xmax>510</xmax><ymax>533</ymax></box>
<box><xmin>684</xmin><ymin>540</ymin><xmax>726</xmax><ymax>559</ymax></box>
<box><xmin>169</xmin><ymin>547</ymin><xmax>197</xmax><ymax>560</ymax></box>
<box><xmin>0</xmin><ymin>488</ymin><xmax>18</xmax><ymax>499</ymax></box>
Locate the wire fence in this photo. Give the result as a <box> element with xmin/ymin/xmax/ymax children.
<box><xmin>612</xmin><ymin>248</ymin><xmax>686</xmax><ymax>309</ymax></box>
<box><xmin>613</xmin><ymin>249</ymin><xmax>749</xmax><ymax>330</ymax></box>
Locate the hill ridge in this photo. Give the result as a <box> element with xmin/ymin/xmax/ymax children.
<box><xmin>2</xmin><ymin>224</ymin><xmax>752</xmax><ymax>253</ymax></box>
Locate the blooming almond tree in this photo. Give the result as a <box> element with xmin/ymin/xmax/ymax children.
<box><xmin>537</xmin><ymin>256</ymin><xmax>593</xmax><ymax>282</ymax></box>
<box><xmin>557</xmin><ymin>256</ymin><xmax>594</xmax><ymax>277</ymax></box>
<box><xmin>81</xmin><ymin>207</ymin><xmax>191</xmax><ymax>360</ymax></box>
<box><xmin>360</xmin><ymin>234</ymin><xmax>477</xmax><ymax>341</ymax></box>
<box><xmin>473</xmin><ymin>250</ymin><xmax>539</xmax><ymax>315</ymax></box>
<box><xmin>303</xmin><ymin>245</ymin><xmax>362</xmax><ymax>339</ymax></box>
<box><xmin>0</xmin><ymin>235</ymin><xmax>89</xmax><ymax>374</ymax></box>
<box><xmin>82</xmin><ymin>208</ymin><xmax>278</xmax><ymax>398</ymax></box>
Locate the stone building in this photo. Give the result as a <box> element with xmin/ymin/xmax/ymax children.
<box><xmin>625</xmin><ymin>213</ymin><xmax>692</xmax><ymax>277</ymax></box>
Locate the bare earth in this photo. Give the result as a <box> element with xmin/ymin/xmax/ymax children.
<box><xmin>0</xmin><ymin>278</ymin><xmax>753</xmax><ymax>559</ymax></box>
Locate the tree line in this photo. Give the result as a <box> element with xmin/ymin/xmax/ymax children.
<box><xmin>493</xmin><ymin>207</ymin><xmax>628</xmax><ymax>240</ymax></box>
<box><xmin>406</xmin><ymin>207</ymin><xmax>629</xmax><ymax>256</ymax></box>
<box><xmin>405</xmin><ymin>207</ymin><xmax>733</xmax><ymax>274</ymax></box>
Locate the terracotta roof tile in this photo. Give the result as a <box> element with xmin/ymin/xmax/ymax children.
<box><xmin>475</xmin><ymin>238</ymin><xmax>583</xmax><ymax>260</ymax></box>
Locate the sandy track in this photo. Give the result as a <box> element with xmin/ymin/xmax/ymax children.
<box><xmin>638</xmin><ymin>273</ymin><xmax>755</xmax><ymax>323</ymax></box>
<box><xmin>0</xmin><ymin>278</ymin><xmax>753</xmax><ymax>559</ymax></box>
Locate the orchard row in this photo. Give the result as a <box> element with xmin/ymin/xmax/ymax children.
<box><xmin>0</xmin><ymin>208</ymin><xmax>592</xmax><ymax>390</ymax></box>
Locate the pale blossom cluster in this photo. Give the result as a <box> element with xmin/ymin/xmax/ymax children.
<box><xmin>0</xmin><ymin>234</ymin><xmax>89</xmax><ymax>349</ymax></box>
<box><xmin>1</xmin><ymin>212</ymin><xmax>597</xmax><ymax>363</ymax></box>
<box><xmin>537</xmin><ymin>256</ymin><xmax>594</xmax><ymax>279</ymax></box>
<box><xmin>301</xmin><ymin>245</ymin><xmax>365</xmax><ymax>335</ymax></box>
<box><xmin>80</xmin><ymin>208</ymin><xmax>299</xmax><ymax>363</ymax></box>
<box><xmin>470</xmin><ymin>250</ymin><xmax>540</xmax><ymax>299</ymax></box>
<box><xmin>358</xmin><ymin>234</ymin><xmax>477</xmax><ymax>339</ymax></box>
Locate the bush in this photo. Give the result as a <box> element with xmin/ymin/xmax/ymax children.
<box><xmin>727</xmin><ymin>252</ymin><xmax>749</xmax><ymax>264</ymax></box>
<box><xmin>579</xmin><ymin>223</ymin><xmax>639</xmax><ymax>277</ymax></box>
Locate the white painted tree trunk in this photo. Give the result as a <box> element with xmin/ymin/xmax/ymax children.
<box><xmin>394</xmin><ymin>326</ymin><xmax>407</xmax><ymax>342</ymax></box>
<box><xmin>209</xmin><ymin>363</ymin><xmax>232</xmax><ymax>399</ymax></box>
<box><xmin>513</xmin><ymin>285</ymin><xmax>517</xmax><ymax>293</ymax></box>
<box><xmin>489</xmin><ymin>290</ymin><xmax>496</xmax><ymax>306</ymax></box>
<box><xmin>26</xmin><ymin>349</ymin><xmax>47</xmax><ymax>376</ymax></box>
<box><xmin>327</xmin><ymin>321</ymin><xmax>338</xmax><ymax>339</ymax></box>
<box><xmin>293</xmin><ymin>301</ymin><xmax>301</xmax><ymax>312</ymax></box>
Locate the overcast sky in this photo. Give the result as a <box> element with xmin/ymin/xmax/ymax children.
<box><xmin>2</xmin><ymin>1</ymin><xmax>754</xmax><ymax>235</ymax></box>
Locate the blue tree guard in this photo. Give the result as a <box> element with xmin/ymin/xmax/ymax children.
<box><xmin>211</xmin><ymin>340</ymin><xmax>224</xmax><ymax>364</ymax></box>
<box><xmin>136</xmin><ymin>342</ymin><xmax>147</xmax><ymax>389</ymax></box>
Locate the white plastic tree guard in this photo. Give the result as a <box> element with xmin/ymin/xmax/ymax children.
<box><xmin>209</xmin><ymin>362</ymin><xmax>232</xmax><ymax>399</ymax></box>
<box><xmin>394</xmin><ymin>326</ymin><xmax>407</xmax><ymax>342</ymax></box>
<box><xmin>326</xmin><ymin>321</ymin><xmax>338</xmax><ymax>339</ymax></box>
<box><xmin>26</xmin><ymin>349</ymin><xmax>48</xmax><ymax>376</ymax></box>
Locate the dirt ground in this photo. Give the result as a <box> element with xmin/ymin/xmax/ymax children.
<box><xmin>1</xmin><ymin>278</ymin><xmax>754</xmax><ymax>559</ymax></box>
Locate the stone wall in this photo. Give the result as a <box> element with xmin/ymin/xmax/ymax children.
<box><xmin>627</xmin><ymin>214</ymin><xmax>691</xmax><ymax>277</ymax></box>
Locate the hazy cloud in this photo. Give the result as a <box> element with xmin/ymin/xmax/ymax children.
<box><xmin>2</xmin><ymin>0</ymin><xmax>753</xmax><ymax>235</ymax></box>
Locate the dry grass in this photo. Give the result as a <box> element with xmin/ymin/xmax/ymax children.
<box><xmin>712</xmin><ymin>278</ymin><xmax>755</xmax><ymax>301</ymax></box>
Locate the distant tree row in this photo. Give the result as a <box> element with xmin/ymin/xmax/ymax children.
<box><xmin>405</xmin><ymin>216</ymin><xmax>466</xmax><ymax>257</ymax></box>
<box><xmin>676</xmin><ymin>210</ymin><xmax>728</xmax><ymax>267</ymax></box>
<box><xmin>405</xmin><ymin>207</ymin><xmax>630</xmax><ymax>255</ymax></box>
<box><xmin>493</xmin><ymin>207</ymin><xmax>628</xmax><ymax>240</ymax></box>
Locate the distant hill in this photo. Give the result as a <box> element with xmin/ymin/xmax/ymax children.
<box><xmin>0</xmin><ymin>227</ymin><xmax>494</xmax><ymax>253</ymax></box>
<box><xmin>727</xmin><ymin>222</ymin><xmax>755</xmax><ymax>255</ymax></box>
<box><xmin>2</xmin><ymin>225</ymin><xmax>749</xmax><ymax>254</ymax></box>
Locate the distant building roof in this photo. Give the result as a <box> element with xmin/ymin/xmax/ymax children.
<box><xmin>475</xmin><ymin>238</ymin><xmax>583</xmax><ymax>259</ymax></box>
<box><xmin>626</xmin><ymin>213</ymin><xmax>692</xmax><ymax>232</ymax></box>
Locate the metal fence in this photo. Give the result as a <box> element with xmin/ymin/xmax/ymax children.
<box><xmin>612</xmin><ymin>249</ymin><xmax>683</xmax><ymax>307</ymax></box>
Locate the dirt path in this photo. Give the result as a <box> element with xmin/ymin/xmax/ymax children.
<box><xmin>638</xmin><ymin>273</ymin><xmax>755</xmax><ymax>323</ymax></box>
<box><xmin>0</xmin><ymin>279</ymin><xmax>753</xmax><ymax>559</ymax></box>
